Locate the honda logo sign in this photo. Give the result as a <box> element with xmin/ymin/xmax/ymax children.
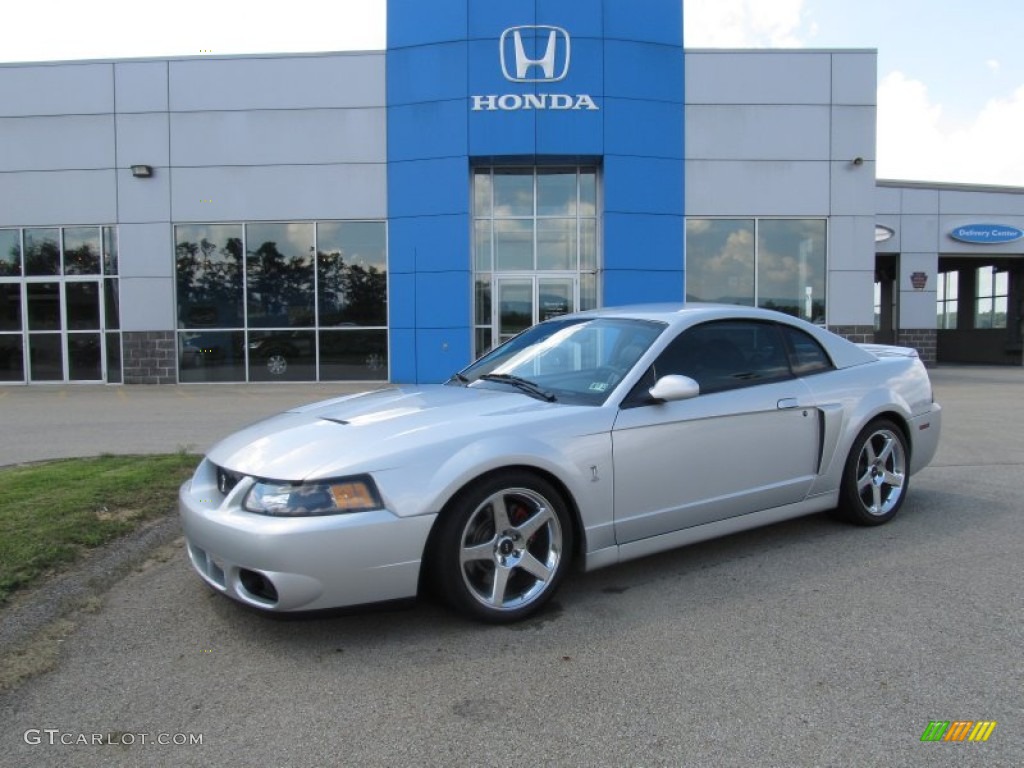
<box><xmin>472</xmin><ymin>25</ymin><xmax>599</xmax><ymax>112</ymax></box>
<box><xmin>500</xmin><ymin>26</ymin><xmax>570</xmax><ymax>83</ymax></box>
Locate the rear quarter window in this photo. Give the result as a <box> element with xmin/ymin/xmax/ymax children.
<box><xmin>782</xmin><ymin>326</ymin><xmax>835</xmax><ymax>376</ymax></box>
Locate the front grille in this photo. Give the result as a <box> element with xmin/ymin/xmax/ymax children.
<box><xmin>215</xmin><ymin>466</ymin><xmax>243</xmax><ymax>496</ymax></box>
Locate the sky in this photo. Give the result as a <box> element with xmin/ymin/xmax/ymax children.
<box><xmin>3</xmin><ymin>0</ymin><xmax>1022</xmax><ymax>188</ymax></box>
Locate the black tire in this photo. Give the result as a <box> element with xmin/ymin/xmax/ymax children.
<box><xmin>431</xmin><ymin>471</ymin><xmax>574</xmax><ymax>623</ymax></box>
<box><xmin>836</xmin><ymin>419</ymin><xmax>909</xmax><ymax>526</ymax></box>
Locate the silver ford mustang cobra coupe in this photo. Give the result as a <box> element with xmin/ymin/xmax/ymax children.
<box><xmin>180</xmin><ymin>304</ymin><xmax>941</xmax><ymax>623</ymax></box>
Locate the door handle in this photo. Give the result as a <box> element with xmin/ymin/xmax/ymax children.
<box><xmin>777</xmin><ymin>397</ymin><xmax>800</xmax><ymax>410</ymax></box>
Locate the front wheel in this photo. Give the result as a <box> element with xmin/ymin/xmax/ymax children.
<box><xmin>431</xmin><ymin>472</ymin><xmax>574</xmax><ymax>623</ymax></box>
<box><xmin>836</xmin><ymin>419</ymin><xmax>909</xmax><ymax>525</ymax></box>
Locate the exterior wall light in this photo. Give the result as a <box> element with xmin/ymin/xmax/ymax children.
<box><xmin>131</xmin><ymin>164</ymin><xmax>154</xmax><ymax>178</ymax></box>
<box><xmin>851</xmin><ymin>157</ymin><xmax>865</xmax><ymax>166</ymax></box>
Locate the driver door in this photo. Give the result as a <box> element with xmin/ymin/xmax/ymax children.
<box><xmin>611</xmin><ymin>320</ymin><xmax>820</xmax><ymax>544</ymax></box>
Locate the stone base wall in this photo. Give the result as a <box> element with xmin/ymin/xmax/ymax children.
<box><xmin>829</xmin><ymin>325</ymin><xmax>875</xmax><ymax>344</ymax></box>
<box><xmin>122</xmin><ymin>331</ymin><xmax>177</xmax><ymax>384</ymax></box>
<box><xmin>829</xmin><ymin>325</ymin><xmax>937</xmax><ymax>366</ymax></box>
<box><xmin>896</xmin><ymin>329</ymin><xmax>938</xmax><ymax>366</ymax></box>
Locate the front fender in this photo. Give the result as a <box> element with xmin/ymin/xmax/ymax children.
<box><xmin>372</xmin><ymin>420</ymin><xmax>617</xmax><ymax>554</ymax></box>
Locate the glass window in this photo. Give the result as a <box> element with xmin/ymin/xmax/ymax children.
<box><xmin>28</xmin><ymin>334</ymin><xmax>63</xmax><ymax>381</ymax></box>
<box><xmin>757</xmin><ymin>220</ymin><xmax>826</xmax><ymax>323</ymax></box>
<box><xmin>102</xmin><ymin>226</ymin><xmax>119</xmax><ymax>275</ymax></box>
<box><xmin>493</xmin><ymin>169</ymin><xmax>533</xmax><ymax>217</ymax></box>
<box><xmin>685</xmin><ymin>219</ymin><xmax>755</xmax><ymax>305</ymax></box>
<box><xmin>686</xmin><ymin>219</ymin><xmax>827</xmax><ymax>323</ymax></box>
<box><xmin>0</xmin><ymin>334</ymin><xmax>24</xmax><ymax>382</ymax></box>
<box><xmin>937</xmin><ymin>271</ymin><xmax>958</xmax><ymax>330</ymax></box>
<box><xmin>65</xmin><ymin>282</ymin><xmax>101</xmax><ymax>330</ymax></box>
<box><xmin>178</xmin><ymin>330</ymin><xmax>246</xmax><ymax>383</ymax></box>
<box><xmin>247</xmin><ymin>330</ymin><xmax>316</xmax><ymax>382</ymax></box>
<box><xmin>537</xmin><ymin>219</ymin><xmax>576</xmax><ymax>271</ymax></box>
<box><xmin>652</xmin><ymin>321</ymin><xmax>793</xmax><ymax>395</ymax></box>
<box><xmin>975</xmin><ymin>266</ymin><xmax>1007</xmax><ymax>329</ymax></box>
<box><xmin>104</xmin><ymin>279</ymin><xmax>120</xmax><ymax>330</ymax></box>
<box><xmin>63</xmin><ymin>227</ymin><xmax>101</xmax><ymax>275</ymax></box>
<box><xmin>316</xmin><ymin>222</ymin><xmax>387</xmax><ymax>327</ymax></box>
<box><xmin>474</xmin><ymin>220</ymin><xmax>492</xmax><ymax>272</ymax></box>
<box><xmin>67</xmin><ymin>332</ymin><xmax>102</xmax><ymax>380</ymax></box>
<box><xmin>246</xmin><ymin>223</ymin><xmax>315</xmax><ymax>328</ymax></box>
<box><xmin>0</xmin><ymin>229</ymin><xmax>21</xmax><ymax>277</ymax></box>
<box><xmin>537</xmin><ymin>169</ymin><xmax>577</xmax><ymax>216</ymax></box>
<box><xmin>494</xmin><ymin>220</ymin><xmax>534</xmax><ymax>270</ymax></box>
<box><xmin>0</xmin><ymin>285</ymin><xmax>21</xmax><ymax>331</ymax></box>
<box><xmin>781</xmin><ymin>325</ymin><xmax>834</xmax><ymax>375</ymax></box>
<box><xmin>27</xmin><ymin>282</ymin><xmax>61</xmax><ymax>331</ymax></box>
<box><xmin>473</xmin><ymin>169</ymin><xmax>493</xmax><ymax>218</ymax></box>
<box><xmin>175</xmin><ymin>224</ymin><xmax>244</xmax><ymax>328</ymax></box>
<box><xmin>319</xmin><ymin>329</ymin><xmax>388</xmax><ymax>381</ymax></box>
<box><xmin>25</xmin><ymin>229</ymin><xmax>61</xmax><ymax>276</ymax></box>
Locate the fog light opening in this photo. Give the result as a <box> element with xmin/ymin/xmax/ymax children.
<box><xmin>239</xmin><ymin>569</ymin><xmax>279</xmax><ymax>604</ymax></box>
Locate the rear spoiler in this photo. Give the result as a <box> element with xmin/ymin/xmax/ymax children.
<box><xmin>857</xmin><ymin>343</ymin><xmax>920</xmax><ymax>359</ymax></box>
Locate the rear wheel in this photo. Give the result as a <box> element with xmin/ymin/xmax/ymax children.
<box><xmin>432</xmin><ymin>471</ymin><xmax>573</xmax><ymax>623</ymax></box>
<box><xmin>837</xmin><ymin>419</ymin><xmax>909</xmax><ymax>525</ymax></box>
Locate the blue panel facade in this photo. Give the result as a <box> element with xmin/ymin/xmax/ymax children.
<box><xmin>387</xmin><ymin>0</ymin><xmax>684</xmax><ymax>383</ymax></box>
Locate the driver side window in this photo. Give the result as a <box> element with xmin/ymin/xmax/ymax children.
<box><xmin>629</xmin><ymin>320</ymin><xmax>793</xmax><ymax>402</ymax></box>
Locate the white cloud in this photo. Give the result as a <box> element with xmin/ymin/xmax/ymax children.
<box><xmin>684</xmin><ymin>0</ymin><xmax>806</xmax><ymax>47</ymax></box>
<box><xmin>878</xmin><ymin>72</ymin><xmax>1024</xmax><ymax>186</ymax></box>
<box><xmin>986</xmin><ymin>59</ymin><xmax>1001</xmax><ymax>74</ymax></box>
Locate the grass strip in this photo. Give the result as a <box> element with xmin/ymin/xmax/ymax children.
<box><xmin>0</xmin><ymin>453</ymin><xmax>198</xmax><ymax>604</ymax></box>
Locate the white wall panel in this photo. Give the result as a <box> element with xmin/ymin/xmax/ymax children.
<box><xmin>0</xmin><ymin>115</ymin><xmax>114</xmax><ymax>171</ymax></box>
<box><xmin>169</xmin><ymin>54</ymin><xmax>385</xmax><ymax>112</ymax></box>
<box><xmin>831</xmin><ymin>53</ymin><xmax>876</xmax><ymax>105</ymax></box>
<box><xmin>685</xmin><ymin>52</ymin><xmax>831</xmax><ymax>105</ymax></box>
<box><xmin>829</xmin><ymin>216</ymin><xmax>876</xmax><ymax>270</ymax></box>
<box><xmin>169</xmin><ymin>108</ymin><xmax>386</xmax><ymax>167</ymax></box>
<box><xmin>938</xmin><ymin>189</ymin><xmax>1024</xmax><ymax>216</ymax></box>
<box><xmin>116</xmin><ymin>113</ymin><xmax>170</xmax><ymax>168</ymax></box>
<box><xmin>116</xmin><ymin>168</ymin><xmax>171</xmax><ymax>225</ymax></box>
<box><xmin>0</xmin><ymin>63</ymin><xmax>112</xmax><ymax>116</ymax></box>
<box><xmin>0</xmin><ymin>171</ymin><xmax>116</xmax><ymax>226</ymax></box>
<box><xmin>900</xmin><ymin>214</ymin><xmax>941</xmax><ymax>253</ymax></box>
<box><xmin>686</xmin><ymin>105</ymin><xmax>829</xmax><ymax>161</ymax></box>
<box><xmin>119</xmin><ymin>277</ymin><xmax>175</xmax><ymax>331</ymax></box>
<box><xmin>900</xmin><ymin>188</ymin><xmax>939</xmax><ymax>215</ymax></box>
<box><xmin>170</xmin><ymin>164</ymin><xmax>387</xmax><ymax>222</ymax></box>
<box><xmin>875</xmin><ymin>186</ymin><xmax>901</xmax><ymax>215</ymax></box>
<box><xmin>685</xmin><ymin>160</ymin><xmax>830</xmax><ymax>216</ymax></box>
<box><xmin>830</xmin><ymin>161</ymin><xmax>876</xmax><ymax>216</ymax></box>
<box><xmin>114</xmin><ymin>61</ymin><xmax>169</xmax><ymax>113</ymax></box>
<box><xmin>898</xmin><ymin>252</ymin><xmax>939</xmax><ymax>328</ymax></box>
<box><xmin>826</xmin><ymin>270</ymin><xmax>874</xmax><ymax>325</ymax></box>
<box><xmin>118</xmin><ymin>223</ymin><xmax>174</xmax><ymax>279</ymax></box>
<box><xmin>831</xmin><ymin>106</ymin><xmax>875</xmax><ymax>162</ymax></box>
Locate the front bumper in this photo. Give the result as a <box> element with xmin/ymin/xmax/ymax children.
<box><xmin>178</xmin><ymin>460</ymin><xmax>436</xmax><ymax>612</ymax></box>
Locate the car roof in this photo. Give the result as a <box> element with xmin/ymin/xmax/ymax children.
<box><xmin>566</xmin><ymin>302</ymin><xmax>878</xmax><ymax>369</ymax></box>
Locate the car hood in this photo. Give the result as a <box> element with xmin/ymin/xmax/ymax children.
<box><xmin>206</xmin><ymin>384</ymin><xmax>599</xmax><ymax>481</ymax></box>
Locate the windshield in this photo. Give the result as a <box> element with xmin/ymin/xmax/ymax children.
<box><xmin>454</xmin><ymin>317</ymin><xmax>666</xmax><ymax>405</ymax></box>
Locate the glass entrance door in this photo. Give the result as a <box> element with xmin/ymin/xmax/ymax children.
<box><xmin>26</xmin><ymin>280</ymin><xmax>104</xmax><ymax>382</ymax></box>
<box><xmin>495</xmin><ymin>276</ymin><xmax>577</xmax><ymax>345</ymax></box>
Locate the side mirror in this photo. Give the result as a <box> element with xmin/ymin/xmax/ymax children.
<box><xmin>649</xmin><ymin>374</ymin><xmax>700</xmax><ymax>403</ymax></box>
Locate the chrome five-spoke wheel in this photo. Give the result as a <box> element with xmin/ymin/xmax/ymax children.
<box><xmin>434</xmin><ymin>472</ymin><xmax>573</xmax><ymax>622</ymax></box>
<box><xmin>838</xmin><ymin>419</ymin><xmax>909</xmax><ymax>525</ymax></box>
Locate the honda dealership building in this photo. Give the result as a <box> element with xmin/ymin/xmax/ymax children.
<box><xmin>1</xmin><ymin>0</ymin><xmax>1022</xmax><ymax>385</ymax></box>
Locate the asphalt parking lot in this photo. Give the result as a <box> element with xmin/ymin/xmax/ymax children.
<box><xmin>1</xmin><ymin>367</ymin><xmax>1022</xmax><ymax>767</ymax></box>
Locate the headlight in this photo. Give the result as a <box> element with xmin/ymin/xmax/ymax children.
<box><xmin>243</xmin><ymin>475</ymin><xmax>382</xmax><ymax>517</ymax></box>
